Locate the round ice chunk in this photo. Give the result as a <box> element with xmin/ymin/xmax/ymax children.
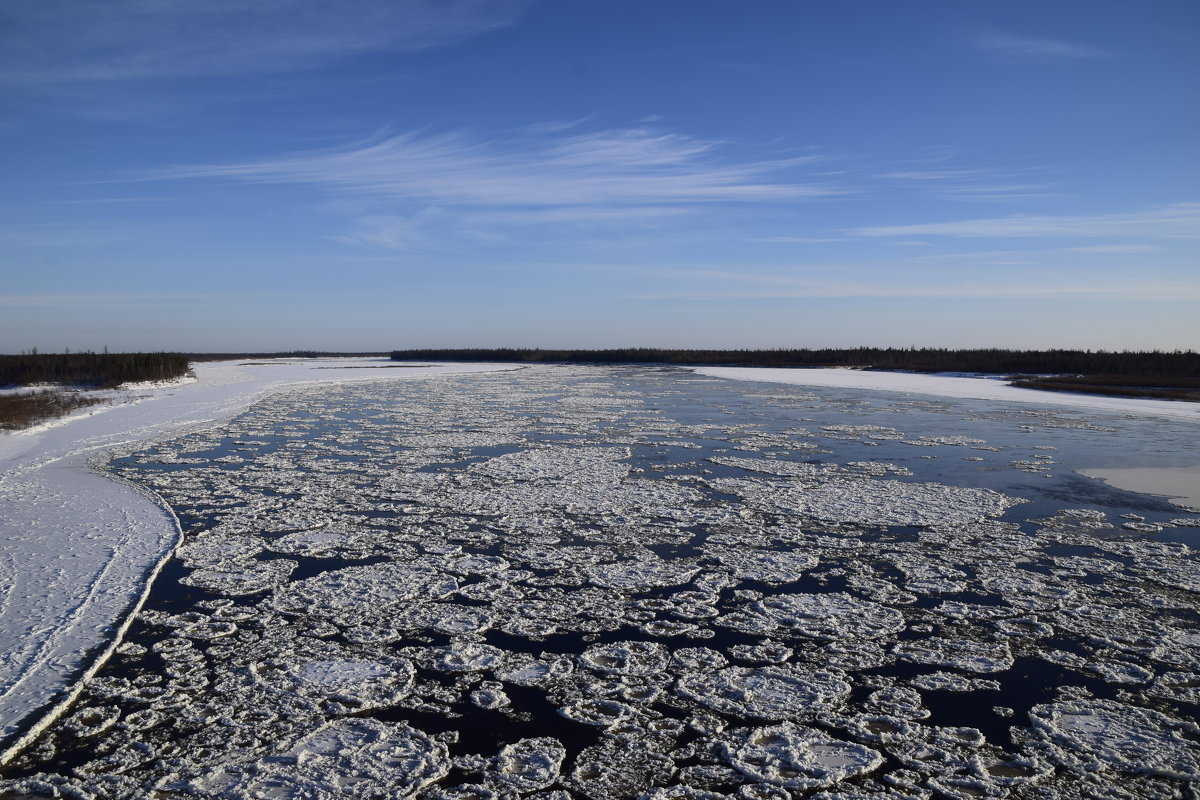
<box><xmin>722</xmin><ymin>722</ymin><xmax>883</xmax><ymax>789</ymax></box>
<box><xmin>179</xmin><ymin>558</ymin><xmax>295</xmax><ymax>596</ymax></box>
<box><xmin>702</xmin><ymin>546</ymin><xmax>818</xmax><ymax>584</ymax></box>
<box><xmin>191</xmin><ymin>718</ymin><xmax>449</xmax><ymax>797</ymax></box>
<box><xmin>252</xmin><ymin>655</ymin><xmax>414</xmax><ymax>711</ymax></box>
<box><xmin>586</xmin><ymin>559</ymin><xmax>702</xmax><ymax>591</ymax></box>
<box><xmin>468</xmin><ymin>447</ymin><xmax>630</xmax><ymax>483</ymax></box>
<box><xmin>1030</xmin><ymin>699</ymin><xmax>1200</xmax><ymax>779</ymax></box>
<box><xmin>580</xmin><ymin>641</ymin><xmax>670</xmax><ymax>676</ymax></box>
<box><xmin>490</xmin><ymin>737</ymin><xmax>566</xmax><ymax>791</ymax></box>
<box><xmin>747</xmin><ymin>592</ymin><xmax>905</xmax><ymax>641</ymax></box>
<box><xmin>676</xmin><ymin>664</ymin><xmax>850</xmax><ymax>721</ymax></box>
<box><xmin>270</xmin><ymin>562</ymin><xmax>458</xmax><ymax>618</ymax></box>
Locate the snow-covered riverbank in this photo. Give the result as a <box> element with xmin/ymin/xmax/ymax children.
<box><xmin>0</xmin><ymin>359</ymin><xmax>515</xmax><ymax>760</ymax></box>
<box><xmin>692</xmin><ymin>367</ymin><xmax>1200</xmax><ymax>422</ymax></box>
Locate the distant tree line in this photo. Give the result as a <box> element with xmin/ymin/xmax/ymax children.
<box><xmin>1009</xmin><ymin>374</ymin><xmax>1200</xmax><ymax>402</ymax></box>
<box><xmin>0</xmin><ymin>352</ymin><xmax>191</xmax><ymax>387</ymax></box>
<box><xmin>390</xmin><ymin>347</ymin><xmax>1200</xmax><ymax>378</ymax></box>
<box><xmin>186</xmin><ymin>351</ymin><xmax>388</xmax><ymax>361</ymax></box>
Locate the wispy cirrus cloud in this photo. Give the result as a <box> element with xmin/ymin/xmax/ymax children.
<box><xmin>748</xmin><ymin>236</ymin><xmax>848</xmax><ymax>244</ymax></box>
<box><xmin>974</xmin><ymin>30</ymin><xmax>1113</xmax><ymax>61</ymax></box>
<box><xmin>156</xmin><ymin>127</ymin><xmax>835</xmax><ymax>208</ymax></box>
<box><xmin>878</xmin><ymin>166</ymin><xmax>1054</xmax><ymax>201</ymax></box>
<box><xmin>633</xmin><ymin>280</ymin><xmax>1200</xmax><ymax>302</ymax></box>
<box><xmin>852</xmin><ymin>203</ymin><xmax>1200</xmax><ymax>239</ymax></box>
<box><xmin>0</xmin><ymin>0</ymin><xmax>531</xmax><ymax>84</ymax></box>
<box><xmin>1068</xmin><ymin>244</ymin><xmax>1160</xmax><ymax>253</ymax></box>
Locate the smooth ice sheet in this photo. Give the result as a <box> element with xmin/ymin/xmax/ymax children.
<box><xmin>692</xmin><ymin>367</ymin><xmax>1200</xmax><ymax>422</ymax></box>
<box><xmin>1078</xmin><ymin>466</ymin><xmax>1200</xmax><ymax>510</ymax></box>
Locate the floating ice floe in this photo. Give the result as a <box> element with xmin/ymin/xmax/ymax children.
<box><xmin>425</xmin><ymin>640</ymin><xmax>506</xmax><ymax>673</ymax></box>
<box><xmin>270</xmin><ymin>562</ymin><xmax>459</xmax><ymax>619</ymax></box>
<box><xmin>267</xmin><ymin>527</ymin><xmax>395</xmax><ymax>558</ymax></box>
<box><xmin>189</xmin><ymin>718</ymin><xmax>450</xmax><ymax>798</ymax></box>
<box><xmin>179</xmin><ymin>558</ymin><xmax>296</xmax><ymax>596</ymax></box>
<box><xmin>722</xmin><ymin>722</ymin><xmax>883</xmax><ymax>790</ymax></box>
<box><xmin>484</xmin><ymin>736</ymin><xmax>566</xmax><ymax>791</ymax></box>
<box><xmin>676</xmin><ymin>664</ymin><xmax>851</xmax><ymax>720</ymax></box>
<box><xmin>1028</xmin><ymin>699</ymin><xmax>1200</xmax><ymax>780</ymax></box>
<box><xmin>709</xmin><ymin>476</ymin><xmax>1025</xmax><ymax>527</ymax></box>
<box><xmin>894</xmin><ymin>637</ymin><xmax>1014</xmax><ymax>674</ymax></box>
<box><xmin>174</xmin><ymin>534</ymin><xmax>264</xmax><ymax>568</ymax></box>
<box><xmin>720</xmin><ymin>592</ymin><xmax>905</xmax><ymax>642</ymax></box>
<box><xmin>580</xmin><ymin>640</ymin><xmax>670</xmax><ymax>676</ymax></box>
<box><xmin>250</xmin><ymin>652</ymin><xmax>414</xmax><ymax>712</ymax></box>
<box><xmin>701</xmin><ymin>546</ymin><xmax>818</xmax><ymax>584</ymax></box>
<box><xmin>586</xmin><ymin>559</ymin><xmax>703</xmax><ymax>590</ymax></box>
<box><xmin>469</xmin><ymin>446</ymin><xmax>631</xmax><ymax>483</ymax></box>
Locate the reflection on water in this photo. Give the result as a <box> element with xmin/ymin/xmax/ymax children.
<box><xmin>2</xmin><ymin>365</ymin><xmax>1199</xmax><ymax>798</ymax></box>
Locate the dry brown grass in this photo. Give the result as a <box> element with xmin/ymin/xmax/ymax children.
<box><xmin>0</xmin><ymin>389</ymin><xmax>108</xmax><ymax>431</ymax></box>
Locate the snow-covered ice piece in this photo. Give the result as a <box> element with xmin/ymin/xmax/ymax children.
<box><xmin>722</xmin><ymin>592</ymin><xmax>904</xmax><ymax>642</ymax></box>
<box><xmin>586</xmin><ymin>558</ymin><xmax>702</xmax><ymax>591</ymax></box>
<box><xmin>702</xmin><ymin>546</ymin><xmax>818</xmax><ymax>584</ymax></box>
<box><xmin>426</xmin><ymin>641</ymin><xmax>505</xmax><ymax>673</ymax></box>
<box><xmin>712</xmin><ymin>476</ymin><xmax>1024</xmax><ymax>527</ymax></box>
<box><xmin>469</xmin><ymin>447</ymin><xmax>631</xmax><ymax>483</ymax></box>
<box><xmin>559</xmin><ymin>698</ymin><xmax>637</xmax><ymax>727</ymax></box>
<box><xmin>894</xmin><ymin>637</ymin><xmax>1014</xmax><ymax>674</ymax></box>
<box><xmin>580</xmin><ymin>640</ymin><xmax>670</xmax><ymax>676</ymax></box>
<box><xmin>676</xmin><ymin>664</ymin><xmax>851</xmax><ymax>721</ymax></box>
<box><xmin>722</xmin><ymin>722</ymin><xmax>883</xmax><ymax>790</ymax></box>
<box><xmin>190</xmin><ymin>718</ymin><xmax>449</xmax><ymax>797</ymax></box>
<box><xmin>175</xmin><ymin>534</ymin><xmax>264</xmax><ymax>568</ymax></box>
<box><xmin>488</xmin><ymin>737</ymin><xmax>566</xmax><ymax>791</ymax></box>
<box><xmin>1029</xmin><ymin>699</ymin><xmax>1200</xmax><ymax>779</ymax></box>
<box><xmin>270</xmin><ymin>562</ymin><xmax>458</xmax><ymax>618</ymax></box>
<box><xmin>251</xmin><ymin>654</ymin><xmax>414</xmax><ymax>711</ymax></box>
<box><xmin>179</xmin><ymin>558</ymin><xmax>296</xmax><ymax>596</ymax></box>
<box><xmin>495</xmin><ymin>654</ymin><xmax>574</xmax><ymax>687</ymax></box>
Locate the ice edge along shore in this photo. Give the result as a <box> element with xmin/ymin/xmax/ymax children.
<box><xmin>0</xmin><ymin>359</ymin><xmax>516</xmax><ymax>762</ymax></box>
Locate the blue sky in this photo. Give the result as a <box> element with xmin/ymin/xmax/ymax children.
<box><xmin>1</xmin><ymin>0</ymin><xmax>1197</xmax><ymax>352</ymax></box>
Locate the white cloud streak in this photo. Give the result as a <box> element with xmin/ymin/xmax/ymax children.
<box><xmin>633</xmin><ymin>281</ymin><xmax>1200</xmax><ymax>301</ymax></box>
<box><xmin>748</xmin><ymin>236</ymin><xmax>848</xmax><ymax>244</ymax></box>
<box><xmin>629</xmin><ymin>261</ymin><xmax>1200</xmax><ymax>302</ymax></box>
<box><xmin>852</xmin><ymin>203</ymin><xmax>1200</xmax><ymax>239</ymax></box>
<box><xmin>0</xmin><ymin>0</ymin><xmax>531</xmax><ymax>84</ymax></box>
<box><xmin>1068</xmin><ymin>244</ymin><xmax>1160</xmax><ymax>253</ymax></box>
<box><xmin>975</xmin><ymin>31</ymin><xmax>1112</xmax><ymax>61</ymax></box>
<box><xmin>878</xmin><ymin>166</ymin><xmax>1054</xmax><ymax>201</ymax></box>
<box><xmin>156</xmin><ymin>127</ymin><xmax>834</xmax><ymax>208</ymax></box>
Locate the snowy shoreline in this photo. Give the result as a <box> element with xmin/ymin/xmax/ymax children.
<box><xmin>691</xmin><ymin>366</ymin><xmax>1200</xmax><ymax>422</ymax></box>
<box><xmin>0</xmin><ymin>358</ymin><xmax>516</xmax><ymax>761</ymax></box>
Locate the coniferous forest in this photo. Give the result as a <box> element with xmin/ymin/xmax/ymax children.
<box><xmin>0</xmin><ymin>352</ymin><xmax>191</xmax><ymax>388</ymax></box>
<box><xmin>389</xmin><ymin>347</ymin><xmax>1200</xmax><ymax>377</ymax></box>
<box><xmin>390</xmin><ymin>348</ymin><xmax>1200</xmax><ymax>402</ymax></box>
<box><xmin>0</xmin><ymin>352</ymin><xmax>191</xmax><ymax>431</ymax></box>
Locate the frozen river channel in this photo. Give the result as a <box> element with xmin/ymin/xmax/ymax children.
<box><xmin>2</xmin><ymin>364</ymin><xmax>1198</xmax><ymax>799</ymax></box>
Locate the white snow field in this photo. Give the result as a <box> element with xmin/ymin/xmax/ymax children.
<box><xmin>692</xmin><ymin>367</ymin><xmax>1200</xmax><ymax>422</ymax></box>
<box><xmin>0</xmin><ymin>358</ymin><xmax>515</xmax><ymax>760</ymax></box>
